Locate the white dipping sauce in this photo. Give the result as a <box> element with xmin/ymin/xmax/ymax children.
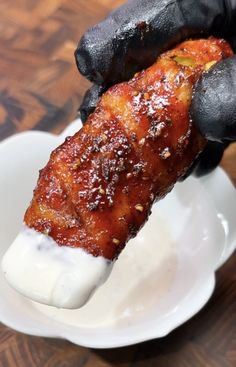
<box><xmin>1</xmin><ymin>226</ymin><xmax>113</xmax><ymax>309</ymax></box>
<box><xmin>32</xmin><ymin>214</ymin><xmax>176</xmax><ymax>328</ymax></box>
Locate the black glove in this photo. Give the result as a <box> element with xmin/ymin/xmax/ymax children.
<box><xmin>191</xmin><ymin>56</ymin><xmax>236</xmax><ymax>142</ymax></box>
<box><xmin>75</xmin><ymin>0</ymin><xmax>236</xmax><ymax>176</ymax></box>
<box><xmin>79</xmin><ymin>84</ymin><xmax>105</xmax><ymax>123</ymax></box>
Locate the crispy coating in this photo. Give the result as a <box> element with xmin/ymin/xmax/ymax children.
<box><xmin>25</xmin><ymin>38</ymin><xmax>233</xmax><ymax>260</ymax></box>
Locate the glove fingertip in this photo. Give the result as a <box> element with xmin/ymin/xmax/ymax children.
<box><xmin>79</xmin><ymin>85</ymin><xmax>105</xmax><ymax>124</ymax></box>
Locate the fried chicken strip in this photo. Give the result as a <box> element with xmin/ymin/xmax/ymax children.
<box><xmin>2</xmin><ymin>38</ymin><xmax>233</xmax><ymax>309</ymax></box>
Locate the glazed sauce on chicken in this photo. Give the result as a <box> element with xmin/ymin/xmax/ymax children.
<box><xmin>2</xmin><ymin>38</ymin><xmax>233</xmax><ymax>309</ymax></box>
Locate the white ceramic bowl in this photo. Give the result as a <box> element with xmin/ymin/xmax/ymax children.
<box><xmin>0</xmin><ymin>119</ymin><xmax>235</xmax><ymax>348</ymax></box>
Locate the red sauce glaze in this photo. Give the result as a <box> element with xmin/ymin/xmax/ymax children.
<box><xmin>24</xmin><ymin>38</ymin><xmax>233</xmax><ymax>260</ymax></box>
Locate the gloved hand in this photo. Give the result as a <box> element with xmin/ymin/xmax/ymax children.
<box><xmin>75</xmin><ymin>0</ymin><xmax>236</xmax><ymax>176</ymax></box>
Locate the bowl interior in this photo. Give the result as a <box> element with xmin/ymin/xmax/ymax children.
<box><xmin>0</xmin><ymin>120</ymin><xmax>234</xmax><ymax>348</ymax></box>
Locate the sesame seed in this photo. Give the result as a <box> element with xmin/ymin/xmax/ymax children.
<box><xmin>155</xmin><ymin>129</ymin><xmax>162</xmax><ymax>137</ymax></box>
<box><xmin>43</xmin><ymin>228</ymin><xmax>50</xmax><ymax>236</ymax></box>
<box><xmin>126</xmin><ymin>173</ymin><xmax>132</xmax><ymax>179</ymax></box>
<box><xmin>144</xmin><ymin>92</ymin><xmax>150</xmax><ymax>100</ymax></box>
<box><xmin>101</xmin><ymin>133</ymin><xmax>107</xmax><ymax>142</ymax></box>
<box><xmin>113</xmin><ymin>238</ymin><xmax>120</xmax><ymax>245</ymax></box>
<box><xmin>133</xmin><ymin>90</ymin><xmax>139</xmax><ymax>96</ymax></box>
<box><xmin>139</xmin><ymin>138</ymin><xmax>145</xmax><ymax>146</ymax></box>
<box><xmin>205</xmin><ymin>60</ymin><xmax>217</xmax><ymax>71</ymax></box>
<box><xmin>72</xmin><ymin>159</ymin><xmax>81</xmax><ymax>170</ymax></box>
<box><xmin>99</xmin><ymin>187</ymin><xmax>105</xmax><ymax>195</ymax></box>
<box><xmin>135</xmin><ymin>204</ymin><xmax>144</xmax><ymax>212</ymax></box>
<box><xmin>160</xmin><ymin>147</ymin><xmax>171</xmax><ymax>160</ymax></box>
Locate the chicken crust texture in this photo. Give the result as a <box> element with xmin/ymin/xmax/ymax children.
<box><xmin>25</xmin><ymin>38</ymin><xmax>233</xmax><ymax>260</ymax></box>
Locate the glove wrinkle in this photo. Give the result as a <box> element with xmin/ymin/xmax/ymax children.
<box><xmin>75</xmin><ymin>0</ymin><xmax>236</xmax><ymax>86</ymax></box>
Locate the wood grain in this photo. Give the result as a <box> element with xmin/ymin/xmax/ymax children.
<box><xmin>0</xmin><ymin>0</ymin><xmax>235</xmax><ymax>366</ymax></box>
<box><xmin>0</xmin><ymin>0</ymin><xmax>124</xmax><ymax>140</ymax></box>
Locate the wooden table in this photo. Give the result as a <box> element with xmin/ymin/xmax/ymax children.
<box><xmin>0</xmin><ymin>1</ymin><xmax>235</xmax><ymax>366</ymax></box>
